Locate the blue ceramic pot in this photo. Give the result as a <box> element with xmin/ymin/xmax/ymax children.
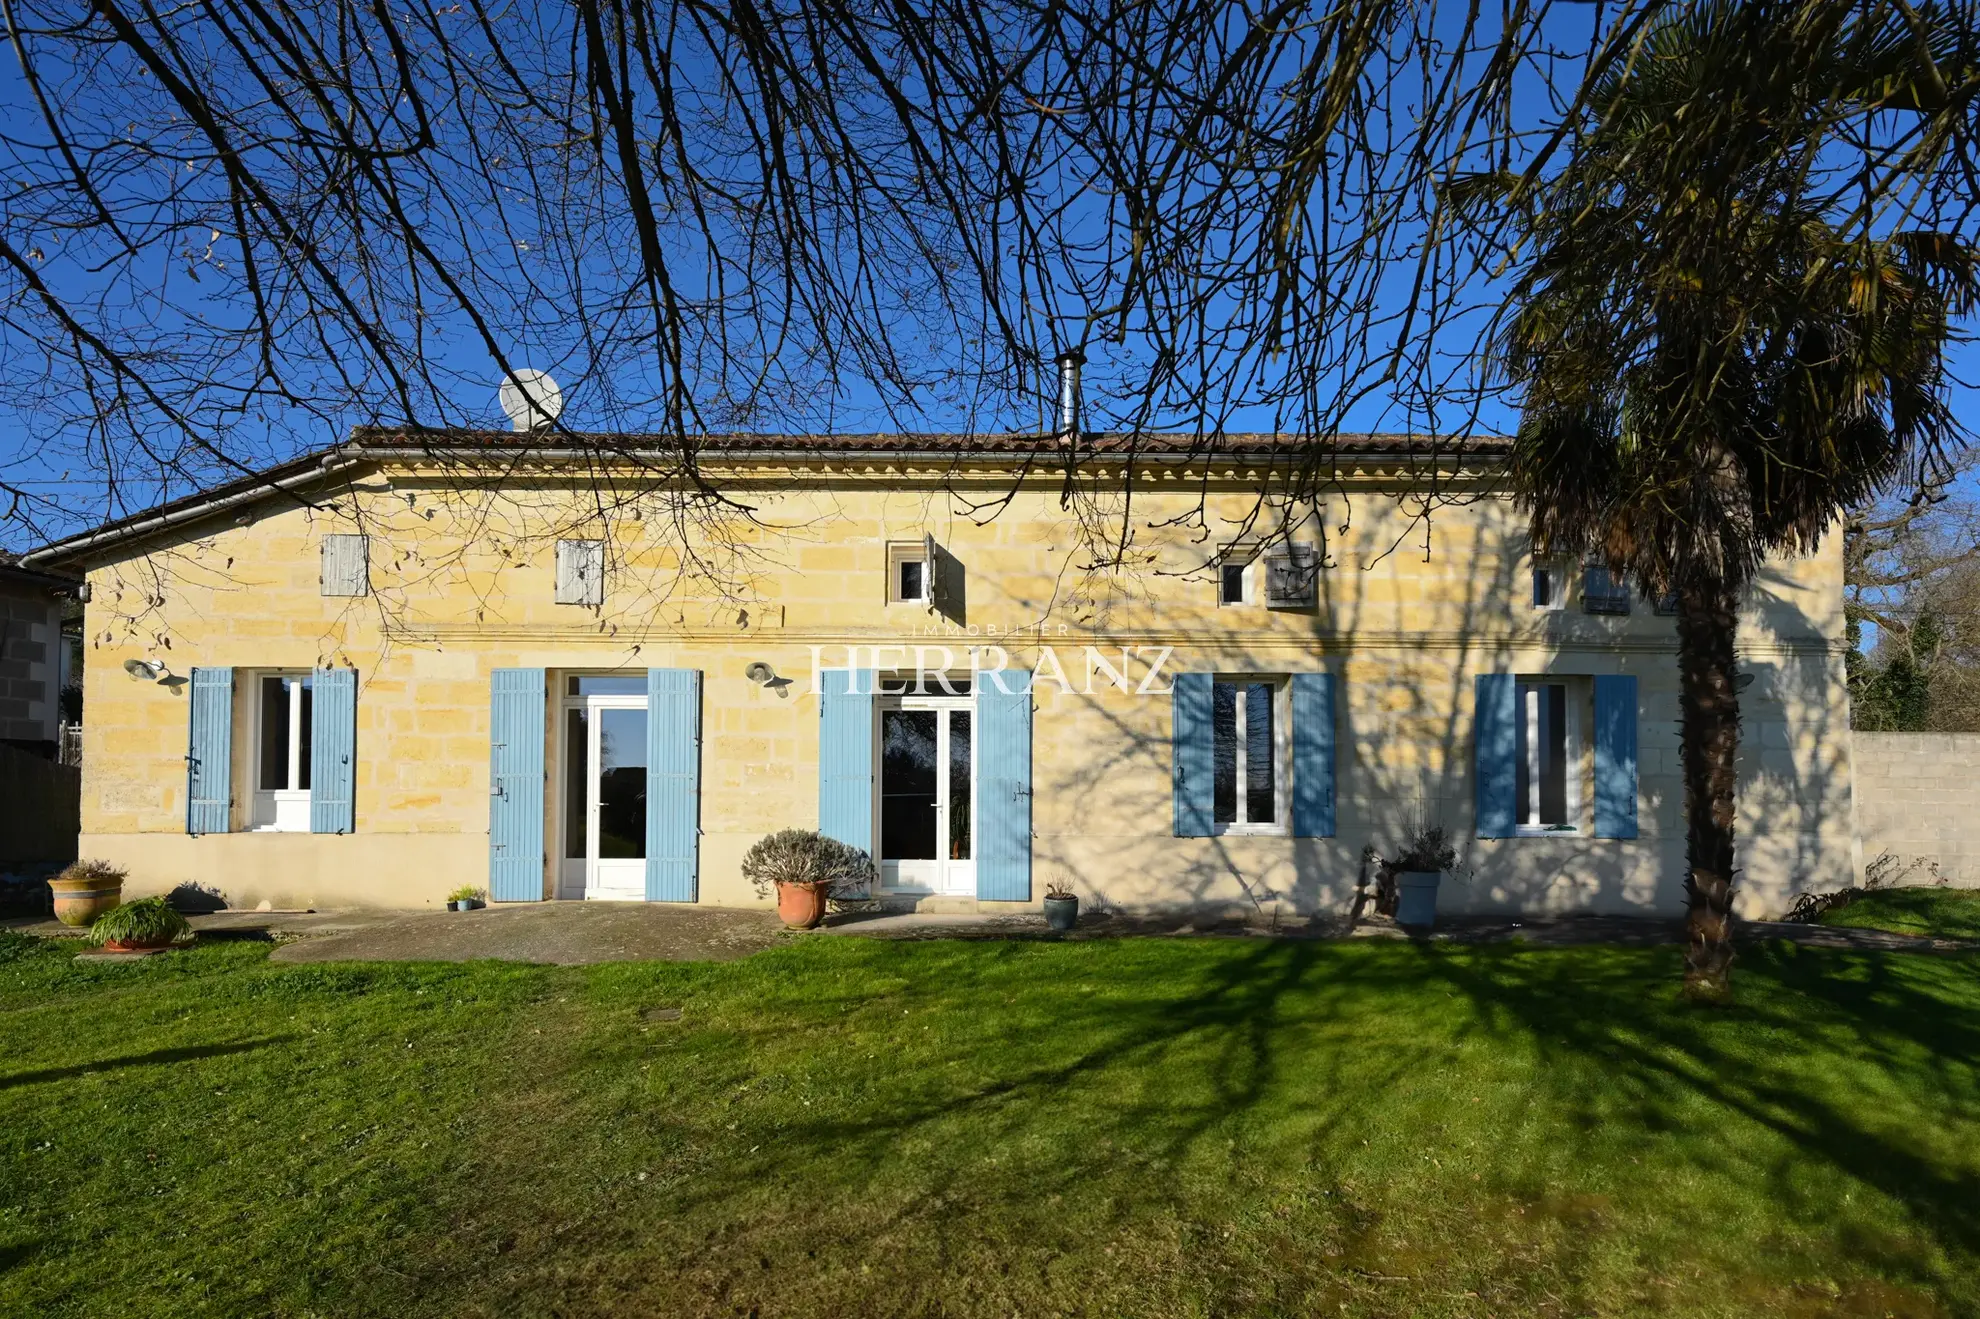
<box><xmin>1395</xmin><ymin>872</ymin><xmax>1440</xmax><ymax>928</ymax></box>
<box><xmin>1043</xmin><ymin>895</ymin><xmax>1079</xmax><ymax>931</ymax></box>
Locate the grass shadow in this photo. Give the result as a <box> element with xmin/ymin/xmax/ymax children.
<box><xmin>1412</xmin><ymin>939</ymin><xmax>1980</xmax><ymax>1273</ymax></box>
<box><xmin>0</xmin><ymin>1037</ymin><xmax>295</xmax><ymax>1090</ymax></box>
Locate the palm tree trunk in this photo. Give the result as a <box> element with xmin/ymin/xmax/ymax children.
<box><xmin>1676</xmin><ymin>574</ymin><xmax>1742</xmax><ymax>1002</ymax></box>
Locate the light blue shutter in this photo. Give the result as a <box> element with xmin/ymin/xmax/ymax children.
<box><xmin>977</xmin><ymin>671</ymin><xmax>1033</xmax><ymax>901</ymax></box>
<box><xmin>1593</xmin><ymin>674</ymin><xmax>1640</xmax><ymax>838</ymax></box>
<box><xmin>1291</xmin><ymin>672</ymin><xmax>1336</xmax><ymax>837</ymax></box>
<box><xmin>1172</xmin><ymin>672</ymin><xmax>1214</xmax><ymax>837</ymax></box>
<box><xmin>309</xmin><ymin>667</ymin><xmax>357</xmax><ymax>834</ymax></box>
<box><xmin>186</xmin><ymin>667</ymin><xmax>233</xmax><ymax>835</ymax></box>
<box><xmin>489</xmin><ymin>668</ymin><xmax>546</xmax><ymax>902</ymax></box>
<box><xmin>646</xmin><ymin>668</ymin><xmax>701</xmax><ymax>902</ymax></box>
<box><xmin>818</xmin><ymin>669</ymin><xmax>875</xmax><ymax>853</ymax></box>
<box><xmin>1475</xmin><ymin>673</ymin><xmax>1518</xmax><ymax>838</ymax></box>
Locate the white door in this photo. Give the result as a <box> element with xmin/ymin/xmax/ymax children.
<box><xmin>559</xmin><ymin>690</ymin><xmax>649</xmax><ymax>900</ymax></box>
<box><xmin>878</xmin><ymin>695</ymin><xmax>976</xmax><ymax>896</ymax></box>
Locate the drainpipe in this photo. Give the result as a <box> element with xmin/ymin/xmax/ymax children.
<box><xmin>1055</xmin><ymin>348</ymin><xmax>1086</xmax><ymax>439</ymax></box>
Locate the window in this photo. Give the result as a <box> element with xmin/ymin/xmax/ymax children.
<box><xmin>320</xmin><ymin>534</ymin><xmax>369</xmax><ymax>597</ymax></box>
<box><xmin>877</xmin><ymin>672</ymin><xmax>972</xmax><ymax>696</ymax></box>
<box><xmin>555</xmin><ymin>539</ymin><xmax>604</xmax><ymax>606</ymax></box>
<box><xmin>1219</xmin><ymin>561</ymin><xmax>1250</xmax><ymax>606</ymax></box>
<box><xmin>886</xmin><ymin>539</ymin><xmax>932</xmax><ymax>604</ymax></box>
<box><xmin>1211</xmin><ymin>678</ymin><xmax>1286</xmax><ymax>832</ymax></box>
<box><xmin>1582</xmin><ymin>562</ymin><xmax>1632</xmax><ymax>615</ymax></box>
<box><xmin>1532</xmin><ymin>562</ymin><xmax>1566</xmax><ymax>610</ymax></box>
<box><xmin>1515</xmin><ymin>679</ymin><xmax>1578</xmax><ymax>833</ymax></box>
<box><xmin>567</xmin><ymin>674</ymin><xmax>647</xmax><ymax>696</ymax></box>
<box><xmin>252</xmin><ymin>672</ymin><xmax>313</xmax><ymax>831</ymax></box>
<box><xmin>1262</xmin><ymin>545</ymin><xmax>1319</xmax><ymax>608</ymax></box>
<box><xmin>1652</xmin><ymin>589</ymin><xmax>1679</xmax><ymax>616</ymax></box>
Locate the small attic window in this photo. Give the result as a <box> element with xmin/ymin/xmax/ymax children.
<box><xmin>1532</xmin><ymin>562</ymin><xmax>1566</xmax><ymax>611</ymax></box>
<box><xmin>1215</xmin><ymin>539</ymin><xmax>1260</xmax><ymax>606</ymax></box>
<box><xmin>1219</xmin><ymin>562</ymin><xmax>1249</xmax><ymax>606</ymax></box>
<box><xmin>320</xmin><ymin>534</ymin><xmax>370</xmax><ymax>597</ymax></box>
<box><xmin>887</xmin><ymin>539</ymin><xmax>932</xmax><ymax>605</ymax></box>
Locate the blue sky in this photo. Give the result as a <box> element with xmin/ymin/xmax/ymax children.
<box><xmin>0</xmin><ymin>3</ymin><xmax>1973</xmax><ymax>552</ymax></box>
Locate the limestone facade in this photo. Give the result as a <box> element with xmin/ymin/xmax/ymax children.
<box><xmin>41</xmin><ymin>436</ymin><xmax>1855</xmax><ymax>918</ymax></box>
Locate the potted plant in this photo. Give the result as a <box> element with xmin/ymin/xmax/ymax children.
<box><xmin>89</xmin><ymin>896</ymin><xmax>191</xmax><ymax>952</ymax></box>
<box><xmin>1381</xmin><ymin>826</ymin><xmax>1460</xmax><ymax>929</ymax></box>
<box><xmin>742</xmin><ymin>829</ymin><xmax>876</xmax><ymax>930</ymax></box>
<box><xmin>446</xmin><ymin>885</ymin><xmax>487</xmax><ymax>912</ymax></box>
<box><xmin>1043</xmin><ymin>878</ymin><xmax>1080</xmax><ymax>931</ymax></box>
<box><xmin>50</xmin><ymin>859</ymin><xmax>127</xmax><ymax>928</ymax></box>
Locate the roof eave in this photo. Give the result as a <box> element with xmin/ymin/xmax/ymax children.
<box><xmin>24</xmin><ymin>430</ymin><xmax>1507</xmax><ymax>568</ymax></box>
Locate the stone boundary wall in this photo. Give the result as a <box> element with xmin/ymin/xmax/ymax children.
<box><xmin>1852</xmin><ymin>732</ymin><xmax>1980</xmax><ymax>887</ymax></box>
<box><xmin>0</xmin><ymin>741</ymin><xmax>79</xmax><ymax>866</ymax></box>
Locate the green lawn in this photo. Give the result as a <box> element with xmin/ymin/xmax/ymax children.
<box><xmin>2</xmin><ymin>930</ymin><xmax>1977</xmax><ymax>1318</ymax></box>
<box><xmin>1818</xmin><ymin>886</ymin><xmax>1980</xmax><ymax>942</ymax></box>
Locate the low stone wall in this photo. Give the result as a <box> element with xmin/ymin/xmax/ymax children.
<box><xmin>0</xmin><ymin>741</ymin><xmax>79</xmax><ymax>866</ymax></box>
<box><xmin>1852</xmin><ymin>732</ymin><xmax>1980</xmax><ymax>887</ymax></box>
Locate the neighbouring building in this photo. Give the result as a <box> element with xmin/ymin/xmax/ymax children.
<box><xmin>20</xmin><ymin>424</ymin><xmax>1858</xmax><ymax>918</ymax></box>
<box><xmin>0</xmin><ymin>557</ymin><xmax>85</xmax><ymax>880</ymax></box>
<box><xmin>0</xmin><ymin>557</ymin><xmax>84</xmax><ymax>758</ymax></box>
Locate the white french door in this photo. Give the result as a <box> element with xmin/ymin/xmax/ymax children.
<box><xmin>558</xmin><ymin>683</ymin><xmax>649</xmax><ymax>900</ymax></box>
<box><xmin>878</xmin><ymin>693</ymin><xmax>976</xmax><ymax>896</ymax></box>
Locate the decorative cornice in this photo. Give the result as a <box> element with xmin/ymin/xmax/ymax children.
<box><xmin>379</xmin><ymin>619</ymin><xmax>1841</xmax><ymax>657</ymax></box>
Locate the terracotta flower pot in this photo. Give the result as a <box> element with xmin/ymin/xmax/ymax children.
<box><xmin>776</xmin><ymin>881</ymin><xmax>831</xmax><ymax>930</ymax></box>
<box><xmin>99</xmin><ymin>937</ymin><xmax>174</xmax><ymax>953</ymax></box>
<box><xmin>50</xmin><ymin>876</ymin><xmax>123</xmax><ymax>928</ymax></box>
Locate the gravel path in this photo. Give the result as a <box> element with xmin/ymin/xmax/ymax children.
<box><xmin>260</xmin><ymin>903</ymin><xmax>788</xmax><ymax>964</ymax></box>
<box><xmin>9</xmin><ymin>903</ymin><xmax>1972</xmax><ymax>963</ymax></box>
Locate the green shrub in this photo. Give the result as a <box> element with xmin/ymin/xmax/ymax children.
<box><xmin>741</xmin><ymin>829</ymin><xmax>876</xmax><ymax>898</ymax></box>
<box><xmin>89</xmin><ymin>896</ymin><xmax>191</xmax><ymax>948</ymax></box>
<box><xmin>446</xmin><ymin>885</ymin><xmax>487</xmax><ymax>905</ymax></box>
<box><xmin>1369</xmin><ymin>826</ymin><xmax>1464</xmax><ymax>917</ymax></box>
<box><xmin>1390</xmin><ymin>826</ymin><xmax>1459</xmax><ymax>875</ymax></box>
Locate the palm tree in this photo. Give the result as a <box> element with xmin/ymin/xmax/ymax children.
<box><xmin>1455</xmin><ymin>0</ymin><xmax>1976</xmax><ymax>999</ymax></box>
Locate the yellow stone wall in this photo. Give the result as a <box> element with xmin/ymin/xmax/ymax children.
<box><xmin>71</xmin><ymin>455</ymin><xmax>1854</xmax><ymax>917</ymax></box>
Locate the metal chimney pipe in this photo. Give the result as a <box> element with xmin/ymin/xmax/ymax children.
<box><xmin>1054</xmin><ymin>348</ymin><xmax>1086</xmax><ymax>437</ymax></box>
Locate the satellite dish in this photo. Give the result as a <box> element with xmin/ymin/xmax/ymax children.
<box><xmin>498</xmin><ymin>370</ymin><xmax>563</xmax><ymax>431</ymax></box>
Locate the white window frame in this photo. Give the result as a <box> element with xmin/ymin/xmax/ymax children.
<box><xmin>886</xmin><ymin>537</ymin><xmax>934</xmax><ymax>606</ymax></box>
<box><xmin>873</xmin><ymin>687</ymin><xmax>978</xmax><ymax>896</ymax></box>
<box><xmin>1515</xmin><ymin>678</ymin><xmax>1581</xmax><ymax>835</ymax></box>
<box><xmin>249</xmin><ymin>670</ymin><xmax>313</xmax><ymax>832</ymax></box>
<box><xmin>556</xmin><ymin>678</ymin><xmax>651</xmax><ymax>901</ymax></box>
<box><xmin>1212</xmin><ymin>675</ymin><xmax>1291</xmax><ymax>836</ymax></box>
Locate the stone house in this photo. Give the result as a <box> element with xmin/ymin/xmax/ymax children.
<box><xmin>19</xmin><ymin>425</ymin><xmax>1857</xmax><ymax>918</ymax></box>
